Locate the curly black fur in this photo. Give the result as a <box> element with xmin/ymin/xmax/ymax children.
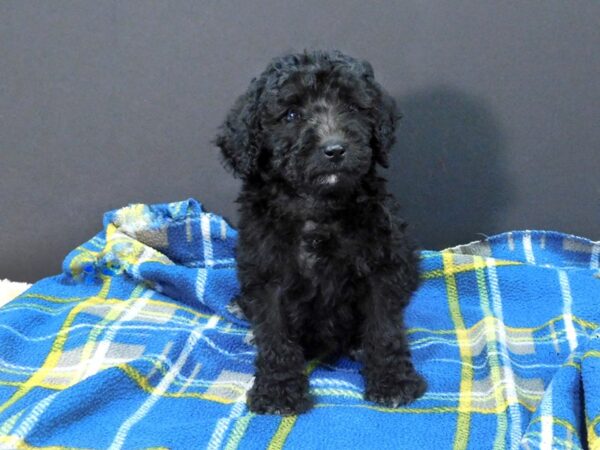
<box><xmin>215</xmin><ymin>50</ymin><xmax>426</xmax><ymax>415</ymax></box>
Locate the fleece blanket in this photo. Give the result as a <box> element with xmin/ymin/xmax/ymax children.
<box><xmin>0</xmin><ymin>199</ymin><xmax>599</xmax><ymax>450</ymax></box>
<box><xmin>0</xmin><ymin>281</ymin><xmax>31</xmax><ymax>308</ymax></box>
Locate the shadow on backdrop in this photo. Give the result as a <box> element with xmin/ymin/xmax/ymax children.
<box><xmin>387</xmin><ymin>86</ymin><xmax>511</xmax><ymax>250</ymax></box>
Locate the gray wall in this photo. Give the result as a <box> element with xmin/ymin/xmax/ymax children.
<box><xmin>1</xmin><ymin>1</ymin><xmax>599</xmax><ymax>282</ymax></box>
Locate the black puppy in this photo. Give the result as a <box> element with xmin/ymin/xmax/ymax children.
<box><xmin>216</xmin><ymin>50</ymin><xmax>426</xmax><ymax>415</ymax></box>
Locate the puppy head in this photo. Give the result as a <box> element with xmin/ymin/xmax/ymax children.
<box><xmin>216</xmin><ymin>50</ymin><xmax>399</xmax><ymax>195</ymax></box>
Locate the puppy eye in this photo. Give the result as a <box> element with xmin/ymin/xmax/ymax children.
<box><xmin>285</xmin><ymin>109</ymin><xmax>302</xmax><ymax>123</ymax></box>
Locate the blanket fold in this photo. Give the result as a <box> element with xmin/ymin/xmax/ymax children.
<box><xmin>1</xmin><ymin>198</ymin><xmax>599</xmax><ymax>449</ymax></box>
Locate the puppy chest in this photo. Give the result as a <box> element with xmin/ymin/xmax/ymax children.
<box><xmin>296</xmin><ymin>220</ymin><xmax>337</xmax><ymax>273</ymax></box>
<box><xmin>296</xmin><ymin>220</ymin><xmax>370</xmax><ymax>278</ymax></box>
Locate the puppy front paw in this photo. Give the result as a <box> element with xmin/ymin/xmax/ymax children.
<box><xmin>247</xmin><ymin>376</ymin><xmax>312</xmax><ymax>415</ymax></box>
<box><xmin>365</xmin><ymin>371</ymin><xmax>426</xmax><ymax>408</ymax></box>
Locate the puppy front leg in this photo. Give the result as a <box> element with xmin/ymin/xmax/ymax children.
<box><xmin>245</xmin><ymin>287</ymin><xmax>311</xmax><ymax>415</ymax></box>
<box><xmin>362</xmin><ymin>269</ymin><xmax>426</xmax><ymax>407</ymax></box>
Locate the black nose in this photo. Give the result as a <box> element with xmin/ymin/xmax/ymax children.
<box><xmin>323</xmin><ymin>142</ymin><xmax>346</xmax><ymax>161</ymax></box>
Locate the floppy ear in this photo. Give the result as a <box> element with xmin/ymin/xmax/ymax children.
<box><xmin>215</xmin><ymin>76</ymin><xmax>265</xmax><ymax>178</ymax></box>
<box><xmin>371</xmin><ymin>91</ymin><xmax>400</xmax><ymax>168</ymax></box>
<box><xmin>344</xmin><ymin>56</ymin><xmax>398</xmax><ymax>168</ymax></box>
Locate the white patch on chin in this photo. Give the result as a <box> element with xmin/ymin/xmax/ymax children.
<box><xmin>323</xmin><ymin>174</ymin><xmax>338</xmax><ymax>185</ymax></box>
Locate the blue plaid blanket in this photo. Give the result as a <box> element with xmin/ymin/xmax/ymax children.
<box><xmin>1</xmin><ymin>198</ymin><xmax>600</xmax><ymax>449</ymax></box>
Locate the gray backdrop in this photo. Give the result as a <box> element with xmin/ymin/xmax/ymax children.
<box><xmin>1</xmin><ymin>1</ymin><xmax>599</xmax><ymax>282</ymax></box>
